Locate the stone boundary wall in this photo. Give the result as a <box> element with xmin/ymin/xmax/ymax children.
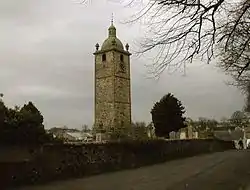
<box><xmin>0</xmin><ymin>139</ymin><xmax>234</xmax><ymax>188</ymax></box>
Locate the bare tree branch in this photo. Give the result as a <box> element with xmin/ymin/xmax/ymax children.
<box><xmin>117</xmin><ymin>0</ymin><xmax>250</xmax><ymax>78</ymax></box>
<box><xmin>218</xmin><ymin>0</ymin><xmax>250</xmax><ymax>87</ymax></box>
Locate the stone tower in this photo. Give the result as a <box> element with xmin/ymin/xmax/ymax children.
<box><xmin>93</xmin><ymin>21</ymin><xmax>132</xmax><ymax>133</ymax></box>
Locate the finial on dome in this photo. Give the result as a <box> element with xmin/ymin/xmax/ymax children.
<box><xmin>125</xmin><ymin>43</ymin><xmax>129</xmax><ymax>51</ymax></box>
<box><xmin>111</xmin><ymin>13</ymin><xmax>114</xmax><ymax>25</ymax></box>
<box><xmin>95</xmin><ymin>43</ymin><xmax>99</xmax><ymax>51</ymax></box>
<box><xmin>108</xmin><ymin>14</ymin><xmax>116</xmax><ymax>37</ymax></box>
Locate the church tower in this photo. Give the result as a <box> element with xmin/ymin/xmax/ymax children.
<box><xmin>93</xmin><ymin>20</ymin><xmax>132</xmax><ymax>134</ymax></box>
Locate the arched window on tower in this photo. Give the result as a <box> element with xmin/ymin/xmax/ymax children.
<box><xmin>102</xmin><ymin>54</ymin><xmax>106</xmax><ymax>62</ymax></box>
<box><xmin>119</xmin><ymin>54</ymin><xmax>125</xmax><ymax>72</ymax></box>
<box><xmin>120</xmin><ymin>54</ymin><xmax>124</xmax><ymax>62</ymax></box>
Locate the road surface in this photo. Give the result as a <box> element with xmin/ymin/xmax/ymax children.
<box><xmin>12</xmin><ymin>150</ymin><xmax>250</xmax><ymax>190</ymax></box>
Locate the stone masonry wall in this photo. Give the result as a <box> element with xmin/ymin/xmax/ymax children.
<box><xmin>95</xmin><ymin>51</ymin><xmax>114</xmax><ymax>78</ymax></box>
<box><xmin>95</xmin><ymin>77</ymin><xmax>114</xmax><ymax>102</ymax></box>
<box><xmin>114</xmin><ymin>102</ymin><xmax>131</xmax><ymax>127</ymax></box>
<box><xmin>114</xmin><ymin>77</ymin><xmax>130</xmax><ymax>103</ymax></box>
<box><xmin>1</xmin><ymin>139</ymin><xmax>234</xmax><ymax>188</ymax></box>
<box><xmin>113</xmin><ymin>52</ymin><xmax>131</xmax><ymax>128</ymax></box>
<box><xmin>95</xmin><ymin>102</ymin><xmax>114</xmax><ymax>130</ymax></box>
<box><xmin>115</xmin><ymin>53</ymin><xmax>130</xmax><ymax>78</ymax></box>
<box><xmin>95</xmin><ymin>49</ymin><xmax>131</xmax><ymax>131</ymax></box>
<box><xmin>95</xmin><ymin>51</ymin><xmax>115</xmax><ymax>130</ymax></box>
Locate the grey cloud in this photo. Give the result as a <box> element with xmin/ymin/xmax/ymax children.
<box><xmin>0</xmin><ymin>0</ymin><xmax>245</xmax><ymax>129</ymax></box>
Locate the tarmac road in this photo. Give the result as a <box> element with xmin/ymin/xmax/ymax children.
<box><xmin>12</xmin><ymin>150</ymin><xmax>250</xmax><ymax>190</ymax></box>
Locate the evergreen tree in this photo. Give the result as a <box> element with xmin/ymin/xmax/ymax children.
<box><xmin>0</xmin><ymin>101</ymin><xmax>54</xmax><ymax>145</ymax></box>
<box><xmin>151</xmin><ymin>93</ymin><xmax>186</xmax><ymax>138</ymax></box>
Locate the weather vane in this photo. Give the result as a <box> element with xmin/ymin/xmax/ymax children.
<box><xmin>111</xmin><ymin>13</ymin><xmax>114</xmax><ymax>25</ymax></box>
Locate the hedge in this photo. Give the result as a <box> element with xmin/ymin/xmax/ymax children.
<box><xmin>0</xmin><ymin>139</ymin><xmax>234</xmax><ymax>188</ymax></box>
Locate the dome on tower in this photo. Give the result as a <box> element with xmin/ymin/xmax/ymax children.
<box><xmin>101</xmin><ymin>22</ymin><xmax>124</xmax><ymax>51</ymax></box>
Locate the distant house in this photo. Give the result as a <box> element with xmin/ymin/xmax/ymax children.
<box><xmin>47</xmin><ymin>127</ymin><xmax>93</xmax><ymax>143</ymax></box>
<box><xmin>245</xmin><ymin>126</ymin><xmax>250</xmax><ymax>138</ymax></box>
<box><xmin>244</xmin><ymin>126</ymin><xmax>250</xmax><ymax>148</ymax></box>
<box><xmin>81</xmin><ymin>132</ymin><xmax>94</xmax><ymax>142</ymax></box>
<box><xmin>169</xmin><ymin>125</ymin><xmax>198</xmax><ymax>140</ymax></box>
<box><xmin>213</xmin><ymin>127</ymin><xmax>247</xmax><ymax>149</ymax></box>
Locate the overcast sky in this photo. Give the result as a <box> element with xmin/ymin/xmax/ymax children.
<box><xmin>0</xmin><ymin>0</ymin><xmax>245</xmax><ymax>129</ymax></box>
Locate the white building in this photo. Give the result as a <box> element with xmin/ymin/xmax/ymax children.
<box><xmin>48</xmin><ymin>127</ymin><xmax>94</xmax><ymax>143</ymax></box>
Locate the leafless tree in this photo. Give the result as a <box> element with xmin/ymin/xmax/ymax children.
<box><xmin>218</xmin><ymin>0</ymin><xmax>250</xmax><ymax>80</ymax></box>
<box><xmin>216</xmin><ymin>1</ymin><xmax>250</xmax><ymax>111</ymax></box>
<box><xmin>82</xmin><ymin>124</ymin><xmax>89</xmax><ymax>132</ymax></box>
<box><xmin>110</xmin><ymin>0</ymin><xmax>249</xmax><ymax>78</ymax></box>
